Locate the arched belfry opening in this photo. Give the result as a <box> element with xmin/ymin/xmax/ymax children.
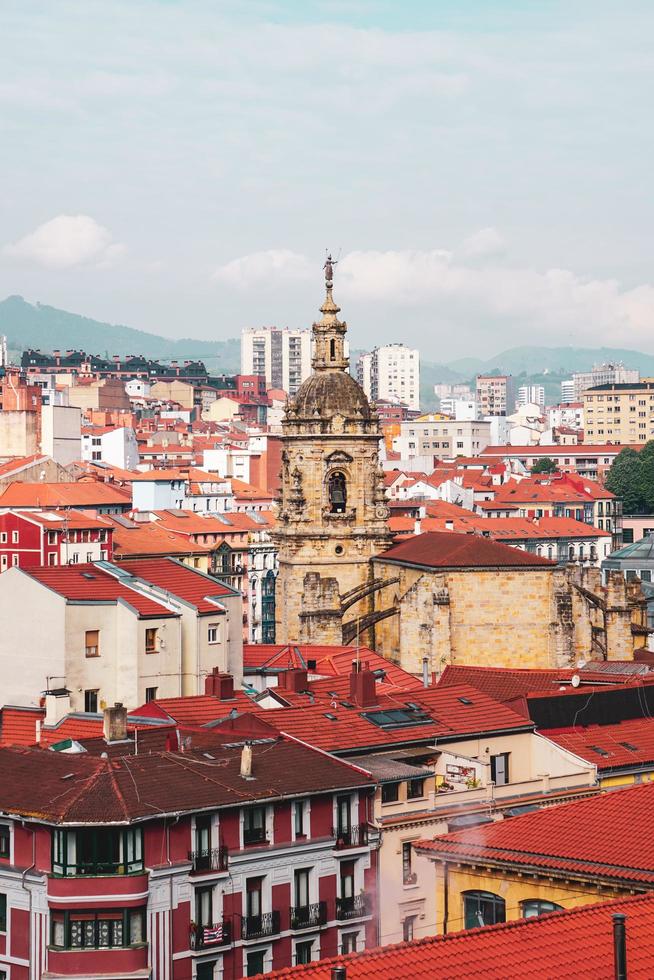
<box><xmin>328</xmin><ymin>471</ymin><xmax>347</xmax><ymax>513</ymax></box>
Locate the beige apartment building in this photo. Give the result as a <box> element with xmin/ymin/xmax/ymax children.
<box><xmin>0</xmin><ymin>558</ymin><xmax>242</xmax><ymax>711</ymax></box>
<box><xmin>475</xmin><ymin>375</ymin><xmax>516</xmax><ymax>417</ymax></box>
<box><xmin>583</xmin><ymin>381</ymin><xmax>654</xmax><ymax>444</ymax></box>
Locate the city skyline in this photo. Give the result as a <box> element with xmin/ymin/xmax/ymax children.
<box><xmin>2</xmin><ymin>1</ymin><xmax>654</xmax><ymax>358</ymax></box>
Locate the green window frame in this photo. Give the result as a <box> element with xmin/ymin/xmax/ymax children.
<box><xmin>50</xmin><ymin>907</ymin><xmax>146</xmax><ymax>949</ymax></box>
<box><xmin>52</xmin><ymin>827</ymin><xmax>144</xmax><ymax>876</ymax></box>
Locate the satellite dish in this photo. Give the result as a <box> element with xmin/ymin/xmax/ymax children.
<box><xmin>571</xmin><ymin>674</ymin><xmax>581</xmax><ymax>688</ymax></box>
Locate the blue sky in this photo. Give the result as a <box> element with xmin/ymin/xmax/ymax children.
<box><xmin>1</xmin><ymin>0</ymin><xmax>654</xmax><ymax>359</ymax></box>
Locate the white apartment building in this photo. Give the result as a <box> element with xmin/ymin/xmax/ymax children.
<box><xmin>393</xmin><ymin>416</ymin><xmax>492</xmax><ymax>460</ymax></box>
<box><xmin>517</xmin><ymin>385</ymin><xmax>545</xmax><ymax>410</ymax></box>
<box><xmin>439</xmin><ymin>398</ymin><xmax>480</xmax><ymax>420</ymax></box>
<box><xmin>357</xmin><ymin>344</ymin><xmax>420</xmax><ymax>411</ymax></box>
<box><xmin>241</xmin><ymin>327</ymin><xmax>311</xmax><ymax>395</ymax></box>
<box><xmin>81</xmin><ymin>425</ymin><xmax>139</xmax><ymax>470</ymax></box>
<box><xmin>549</xmin><ymin>403</ymin><xmax>584</xmax><ymax>430</ymax></box>
<box><xmin>572</xmin><ymin>362</ymin><xmax>639</xmax><ymax>400</ymax></box>
<box><xmin>560</xmin><ymin>379</ymin><xmax>576</xmax><ymax>404</ymax></box>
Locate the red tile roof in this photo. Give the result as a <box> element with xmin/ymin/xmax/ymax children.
<box><xmin>0</xmin><ymin>737</ymin><xmax>373</xmax><ymax>823</ymax></box>
<box><xmin>0</xmin><ymin>454</ymin><xmax>50</xmax><ymax>478</ymax></box>
<box><xmin>438</xmin><ymin>664</ymin><xmax>650</xmax><ymax>702</ymax></box>
<box><xmin>259</xmin><ymin>892</ymin><xmax>654</xmax><ymax>979</ymax></box>
<box><xmin>0</xmin><ymin>481</ymin><xmax>131</xmax><ymax>507</ymax></box>
<box><xmin>242</xmin><ymin>644</ymin><xmax>421</xmax><ymax>691</ymax></box>
<box><xmin>108</xmin><ymin>519</ymin><xmax>210</xmax><ymax>558</ymax></box>
<box><xmin>23</xmin><ymin>563</ymin><xmax>177</xmax><ymax>618</ymax></box>
<box><xmin>416</xmin><ymin>781</ymin><xmax>654</xmax><ymax>885</ymax></box>
<box><xmin>543</xmin><ymin>717</ymin><xmax>654</xmax><ymax>772</ymax></box>
<box><xmin>15</xmin><ymin>510</ymin><xmax>112</xmax><ymax>530</ymax></box>
<box><xmin>378</xmin><ymin>531</ymin><xmax>556</xmax><ymax>569</ymax></box>
<box><xmin>114</xmin><ymin>557</ymin><xmax>237</xmax><ymax>611</ymax></box>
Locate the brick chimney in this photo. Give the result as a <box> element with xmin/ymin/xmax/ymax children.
<box><xmin>349</xmin><ymin>661</ymin><xmax>377</xmax><ymax>708</ymax></box>
<box><xmin>240</xmin><ymin>743</ymin><xmax>253</xmax><ymax>778</ymax></box>
<box><xmin>279</xmin><ymin>668</ymin><xmax>308</xmax><ymax>692</ymax></box>
<box><xmin>204</xmin><ymin>668</ymin><xmax>235</xmax><ymax>700</ymax></box>
<box><xmin>103</xmin><ymin>702</ymin><xmax>128</xmax><ymax>742</ymax></box>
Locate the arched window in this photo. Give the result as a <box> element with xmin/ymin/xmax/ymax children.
<box><xmin>568</xmin><ymin>545</ymin><xmax>575</xmax><ymax>562</ymax></box>
<box><xmin>547</xmin><ymin>545</ymin><xmax>553</xmax><ymax>560</ymax></box>
<box><xmin>521</xmin><ymin>900</ymin><xmax>563</xmax><ymax>919</ymax></box>
<box><xmin>463</xmin><ymin>891</ymin><xmax>506</xmax><ymax>930</ymax></box>
<box><xmin>328</xmin><ymin>471</ymin><xmax>347</xmax><ymax>513</ymax></box>
<box><xmin>330</xmin><ymin>338</ymin><xmax>336</xmax><ymax>361</ymax></box>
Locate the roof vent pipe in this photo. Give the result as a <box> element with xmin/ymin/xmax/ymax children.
<box><xmin>613</xmin><ymin>913</ymin><xmax>627</xmax><ymax>980</ymax></box>
<box><xmin>240</xmin><ymin>743</ymin><xmax>253</xmax><ymax>779</ymax></box>
<box><xmin>331</xmin><ymin>969</ymin><xmax>347</xmax><ymax>980</ymax></box>
<box><xmin>422</xmin><ymin>657</ymin><xmax>429</xmax><ymax>689</ymax></box>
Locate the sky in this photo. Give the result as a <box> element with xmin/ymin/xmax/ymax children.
<box><xmin>2</xmin><ymin>0</ymin><xmax>654</xmax><ymax>360</ymax></box>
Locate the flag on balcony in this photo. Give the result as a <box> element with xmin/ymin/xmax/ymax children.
<box><xmin>203</xmin><ymin>923</ymin><xmax>223</xmax><ymax>944</ymax></box>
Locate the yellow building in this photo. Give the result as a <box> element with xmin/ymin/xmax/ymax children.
<box><xmin>415</xmin><ymin>781</ymin><xmax>654</xmax><ymax>934</ymax></box>
<box><xmin>583</xmin><ymin>381</ymin><xmax>654</xmax><ymax>443</ymax></box>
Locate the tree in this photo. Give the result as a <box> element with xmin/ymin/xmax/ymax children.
<box><xmin>605</xmin><ymin>445</ymin><xmax>648</xmax><ymax>515</ymax></box>
<box><xmin>638</xmin><ymin>441</ymin><xmax>654</xmax><ymax>513</ymax></box>
<box><xmin>531</xmin><ymin>457</ymin><xmax>558</xmax><ymax>474</ymax></box>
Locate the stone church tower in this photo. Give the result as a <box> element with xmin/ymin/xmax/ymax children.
<box><xmin>272</xmin><ymin>259</ymin><xmax>393</xmax><ymax>644</ymax></box>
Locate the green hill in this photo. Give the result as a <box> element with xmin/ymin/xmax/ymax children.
<box><xmin>0</xmin><ymin>295</ymin><xmax>240</xmax><ymax>373</ymax></box>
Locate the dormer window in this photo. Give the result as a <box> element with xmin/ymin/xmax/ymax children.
<box><xmin>328</xmin><ymin>472</ymin><xmax>347</xmax><ymax>514</ymax></box>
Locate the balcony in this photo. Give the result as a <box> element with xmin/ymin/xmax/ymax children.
<box><xmin>336</xmin><ymin>895</ymin><xmax>368</xmax><ymax>921</ymax></box>
<box><xmin>189</xmin><ymin>920</ymin><xmax>232</xmax><ymax>950</ymax></box>
<box><xmin>289</xmin><ymin>901</ymin><xmax>327</xmax><ymax>931</ymax></box>
<box><xmin>332</xmin><ymin>823</ymin><xmax>369</xmax><ymax>849</ymax></box>
<box><xmin>188</xmin><ymin>846</ymin><xmax>228</xmax><ymax>874</ymax></box>
<box><xmin>241</xmin><ymin>911</ymin><xmax>281</xmax><ymax>941</ymax></box>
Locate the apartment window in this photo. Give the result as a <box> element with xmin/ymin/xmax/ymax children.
<box><xmin>295</xmin><ymin>939</ymin><xmax>314</xmax><ymax>964</ymax></box>
<box><xmin>341</xmin><ymin>931</ymin><xmax>359</xmax><ymax>954</ymax></box>
<box><xmin>463</xmin><ymin>890</ymin><xmax>506</xmax><ymax>929</ymax></box>
<box><xmin>246</xmin><ymin>950</ymin><xmax>266</xmax><ymax>977</ymax></box>
<box><xmin>0</xmin><ymin>894</ymin><xmax>5</xmax><ymax>932</ymax></box>
<box><xmin>335</xmin><ymin>795</ymin><xmax>351</xmax><ymax>838</ymax></box>
<box><xmin>11</xmin><ymin>531</ymin><xmax>18</xmax><ymax>544</ymax></box>
<box><xmin>11</xmin><ymin>554</ymin><xmax>18</xmax><ymax>567</ymax></box>
<box><xmin>52</xmin><ymin>826</ymin><xmax>143</xmax><ymax>876</ymax></box>
<box><xmin>145</xmin><ymin>628</ymin><xmax>158</xmax><ymax>654</ymax></box>
<box><xmin>196</xmin><ymin>963</ymin><xmax>218</xmax><ymax>980</ymax></box>
<box><xmin>490</xmin><ymin>752</ymin><xmax>510</xmax><ymax>786</ymax></box>
<box><xmin>403</xmin><ymin>915</ymin><xmax>416</xmax><ymax>941</ymax></box>
<box><xmin>195</xmin><ymin>886</ymin><xmax>213</xmax><ymax>927</ymax></box>
<box><xmin>85</xmin><ymin>630</ymin><xmax>99</xmax><ymax>658</ymax></box>
<box><xmin>48</xmin><ymin>530</ymin><xmax>57</xmax><ymax>544</ymax></box>
<box><xmin>50</xmin><ymin>907</ymin><xmax>145</xmax><ymax>949</ymax></box>
<box><xmin>243</xmin><ymin>806</ymin><xmax>267</xmax><ymax>845</ymax></box>
<box><xmin>381</xmin><ymin>782</ymin><xmax>399</xmax><ymax>804</ymax></box>
<box><xmin>402</xmin><ymin>841</ymin><xmax>415</xmax><ymax>884</ymax></box>
<box><xmin>208</xmin><ymin>624</ymin><xmax>220</xmax><ymax>644</ymax></box>
<box><xmin>0</xmin><ymin>533</ymin><xmax>6</xmax><ymax>544</ymax></box>
<box><xmin>294</xmin><ymin>868</ymin><xmax>311</xmax><ymax>910</ymax></box>
<box><xmin>145</xmin><ymin>687</ymin><xmax>157</xmax><ymax>703</ymax></box>
<box><xmin>0</xmin><ymin>825</ymin><xmax>9</xmax><ymax>859</ymax></box>
<box><xmin>84</xmin><ymin>690</ymin><xmax>98</xmax><ymax>713</ymax></box>
<box><xmin>522</xmin><ymin>900</ymin><xmax>563</xmax><ymax>919</ymax></box>
<box><xmin>293</xmin><ymin>800</ymin><xmax>307</xmax><ymax>839</ymax></box>
<box><xmin>407</xmin><ymin>778</ymin><xmax>424</xmax><ymax>800</ymax></box>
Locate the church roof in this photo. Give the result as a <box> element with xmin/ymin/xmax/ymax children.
<box><xmin>291</xmin><ymin>370</ymin><xmax>372</xmax><ymax>421</ymax></box>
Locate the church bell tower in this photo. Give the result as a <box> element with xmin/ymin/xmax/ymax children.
<box><xmin>272</xmin><ymin>258</ymin><xmax>392</xmax><ymax>645</ymax></box>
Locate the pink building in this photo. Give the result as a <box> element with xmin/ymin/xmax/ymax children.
<box><xmin>0</xmin><ymin>708</ymin><xmax>377</xmax><ymax>979</ymax></box>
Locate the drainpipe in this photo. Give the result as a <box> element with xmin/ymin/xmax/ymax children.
<box><xmin>20</xmin><ymin>820</ymin><xmax>36</xmax><ymax>978</ymax></box>
<box><xmin>422</xmin><ymin>657</ymin><xmax>429</xmax><ymax>689</ymax></box>
<box><xmin>442</xmin><ymin>862</ymin><xmax>449</xmax><ymax>934</ymax></box>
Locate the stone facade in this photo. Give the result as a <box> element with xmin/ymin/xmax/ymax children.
<box><xmin>272</xmin><ymin>264</ymin><xmax>392</xmax><ymax>644</ymax></box>
<box><xmin>370</xmin><ymin>558</ymin><xmax>646</xmax><ymax>674</ymax></box>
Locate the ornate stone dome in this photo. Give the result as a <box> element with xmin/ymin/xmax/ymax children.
<box><xmin>291</xmin><ymin>370</ymin><xmax>372</xmax><ymax>420</ymax></box>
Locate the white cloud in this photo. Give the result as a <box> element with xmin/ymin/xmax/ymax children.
<box><xmin>3</xmin><ymin>215</ymin><xmax>125</xmax><ymax>270</ymax></box>
<box><xmin>459</xmin><ymin>227</ymin><xmax>506</xmax><ymax>260</ymax></box>
<box><xmin>212</xmin><ymin>249</ymin><xmax>312</xmax><ymax>288</ymax></box>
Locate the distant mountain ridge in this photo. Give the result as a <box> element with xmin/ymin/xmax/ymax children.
<box><xmin>3</xmin><ymin>295</ymin><xmax>654</xmax><ymax>385</ymax></box>
<box><xmin>0</xmin><ymin>295</ymin><xmax>240</xmax><ymax>373</ymax></box>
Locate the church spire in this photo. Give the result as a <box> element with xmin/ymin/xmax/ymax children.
<box><xmin>312</xmin><ymin>254</ymin><xmax>348</xmax><ymax>372</ymax></box>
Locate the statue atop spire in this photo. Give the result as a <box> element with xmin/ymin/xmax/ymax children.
<box><xmin>323</xmin><ymin>252</ymin><xmax>337</xmax><ymax>284</ymax></box>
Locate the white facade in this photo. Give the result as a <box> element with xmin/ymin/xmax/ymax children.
<box><xmin>549</xmin><ymin>403</ymin><xmax>584</xmax><ymax>430</ymax></box>
<box><xmin>203</xmin><ymin>446</ymin><xmax>252</xmax><ymax>483</ymax></box>
<box><xmin>132</xmin><ymin>476</ymin><xmax>188</xmax><ymax>512</ymax></box>
<box><xmin>560</xmin><ymin>379</ymin><xmax>575</xmax><ymax>403</ymax></box>
<box><xmin>40</xmin><ymin>405</ymin><xmax>81</xmax><ymax>466</ymax></box>
<box><xmin>572</xmin><ymin>363</ymin><xmax>639</xmax><ymax>400</ymax></box>
<box><xmin>393</xmin><ymin>417</ymin><xmax>492</xmax><ymax>460</ymax></box>
<box><xmin>81</xmin><ymin>426</ymin><xmax>139</xmax><ymax>470</ymax></box>
<box><xmin>357</xmin><ymin>344</ymin><xmax>420</xmax><ymax>411</ymax></box>
<box><xmin>241</xmin><ymin>327</ymin><xmax>311</xmax><ymax>395</ymax></box>
<box><xmin>517</xmin><ymin>385</ymin><xmax>545</xmax><ymax>410</ymax></box>
<box><xmin>125</xmin><ymin>378</ymin><xmax>152</xmax><ymax>398</ymax></box>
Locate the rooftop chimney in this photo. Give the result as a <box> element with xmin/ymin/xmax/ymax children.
<box><xmin>422</xmin><ymin>657</ymin><xmax>430</xmax><ymax>688</ymax></box>
<box><xmin>445</xmin><ymin>519</ymin><xmax>454</xmax><ymax>531</ymax></box>
<box><xmin>240</xmin><ymin>742</ymin><xmax>253</xmax><ymax>778</ymax></box>
<box><xmin>204</xmin><ymin>669</ymin><xmax>234</xmax><ymax>700</ymax></box>
<box><xmin>331</xmin><ymin>968</ymin><xmax>347</xmax><ymax>980</ymax></box>
<box><xmin>613</xmin><ymin>913</ymin><xmax>627</xmax><ymax>980</ymax></box>
<box><xmin>414</xmin><ymin>517</ymin><xmax>421</xmax><ymax>535</ymax></box>
<box><xmin>279</xmin><ymin>668</ymin><xmax>308</xmax><ymax>692</ymax></box>
<box><xmin>44</xmin><ymin>690</ymin><xmax>72</xmax><ymax>727</ymax></box>
<box><xmin>103</xmin><ymin>702</ymin><xmax>128</xmax><ymax>742</ymax></box>
<box><xmin>349</xmin><ymin>661</ymin><xmax>377</xmax><ymax>708</ymax></box>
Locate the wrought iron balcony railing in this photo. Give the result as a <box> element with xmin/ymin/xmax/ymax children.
<box><xmin>335</xmin><ymin>894</ymin><xmax>368</xmax><ymax>921</ymax></box>
<box><xmin>188</xmin><ymin>845</ymin><xmax>229</xmax><ymax>874</ymax></box>
<box><xmin>289</xmin><ymin>901</ymin><xmax>327</xmax><ymax>930</ymax></box>
<box><xmin>189</xmin><ymin>920</ymin><xmax>231</xmax><ymax>949</ymax></box>
<box><xmin>331</xmin><ymin>823</ymin><xmax>369</xmax><ymax>849</ymax></box>
<box><xmin>241</xmin><ymin>910</ymin><xmax>281</xmax><ymax>941</ymax></box>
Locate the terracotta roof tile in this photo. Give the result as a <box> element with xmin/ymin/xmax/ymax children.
<box><xmin>23</xmin><ymin>563</ymin><xmax>177</xmax><ymax>618</ymax></box>
<box><xmin>378</xmin><ymin>531</ymin><xmax>556</xmax><ymax>569</ymax></box>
